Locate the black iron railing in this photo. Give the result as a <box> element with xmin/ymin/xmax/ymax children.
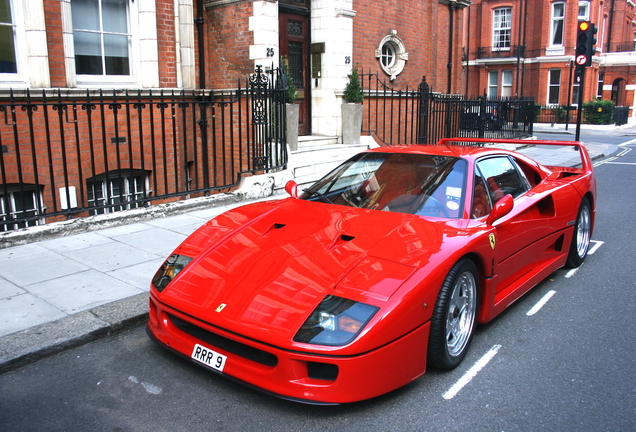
<box><xmin>360</xmin><ymin>72</ymin><xmax>534</xmax><ymax>146</ymax></box>
<box><xmin>0</xmin><ymin>66</ymin><xmax>287</xmax><ymax>231</ymax></box>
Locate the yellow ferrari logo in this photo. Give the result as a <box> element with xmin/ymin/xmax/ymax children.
<box><xmin>215</xmin><ymin>303</ymin><xmax>227</xmax><ymax>313</ymax></box>
<box><xmin>489</xmin><ymin>233</ymin><xmax>496</xmax><ymax>249</ymax></box>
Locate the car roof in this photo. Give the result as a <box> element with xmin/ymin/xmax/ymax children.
<box><xmin>365</xmin><ymin>144</ymin><xmax>512</xmax><ymax>162</ymax></box>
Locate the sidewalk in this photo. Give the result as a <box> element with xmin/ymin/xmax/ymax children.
<box><xmin>0</xmin><ymin>138</ymin><xmax>618</xmax><ymax>373</ymax></box>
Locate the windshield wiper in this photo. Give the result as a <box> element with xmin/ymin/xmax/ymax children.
<box><xmin>304</xmin><ymin>189</ymin><xmax>335</xmax><ymax>204</ymax></box>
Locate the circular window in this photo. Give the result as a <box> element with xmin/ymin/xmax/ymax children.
<box><xmin>376</xmin><ymin>30</ymin><xmax>408</xmax><ymax>81</ymax></box>
<box><xmin>380</xmin><ymin>43</ymin><xmax>396</xmax><ymax>69</ymax></box>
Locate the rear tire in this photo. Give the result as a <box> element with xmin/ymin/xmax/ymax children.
<box><xmin>566</xmin><ymin>197</ymin><xmax>592</xmax><ymax>268</ymax></box>
<box><xmin>427</xmin><ymin>258</ymin><xmax>479</xmax><ymax>370</ymax></box>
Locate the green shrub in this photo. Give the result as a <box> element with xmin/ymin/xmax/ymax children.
<box><xmin>343</xmin><ymin>64</ymin><xmax>364</xmax><ymax>104</ymax></box>
<box><xmin>280</xmin><ymin>56</ymin><xmax>297</xmax><ymax>103</ymax></box>
<box><xmin>582</xmin><ymin>100</ymin><xmax>614</xmax><ymax>124</ymax></box>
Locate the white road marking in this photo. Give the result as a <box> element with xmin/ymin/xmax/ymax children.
<box><xmin>526</xmin><ymin>290</ymin><xmax>557</xmax><ymax>316</ymax></box>
<box><xmin>442</xmin><ymin>345</ymin><xmax>501</xmax><ymax>400</ymax></box>
<box><xmin>587</xmin><ymin>240</ymin><xmax>604</xmax><ymax>255</ymax></box>
<box><xmin>594</xmin><ymin>143</ymin><xmax>632</xmax><ymax>167</ymax></box>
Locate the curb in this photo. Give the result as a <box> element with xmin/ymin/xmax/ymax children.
<box><xmin>0</xmin><ymin>293</ymin><xmax>149</xmax><ymax>374</ymax></box>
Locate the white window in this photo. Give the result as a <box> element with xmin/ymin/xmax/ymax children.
<box><xmin>87</xmin><ymin>170</ymin><xmax>150</xmax><ymax>215</ymax></box>
<box><xmin>0</xmin><ymin>185</ymin><xmax>44</xmax><ymax>231</ymax></box>
<box><xmin>72</xmin><ymin>0</ymin><xmax>132</xmax><ymax>78</ymax></box>
<box><xmin>596</xmin><ymin>71</ymin><xmax>604</xmax><ymax>99</ymax></box>
<box><xmin>493</xmin><ymin>8</ymin><xmax>512</xmax><ymax>50</ymax></box>
<box><xmin>488</xmin><ymin>70</ymin><xmax>498</xmax><ymax>99</ymax></box>
<box><xmin>380</xmin><ymin>43</ymin><xmax>396</xmax><ymax>70</ymax></box>
<box><xmin>551</xmin><ymin>3</ymin><xmax>565</xmax><ymax>46</ymax></box>
<box><xmin>502</xmin><ymin>70</ymin><xmax>513</xmax><ymax>97</ymax></box>
<box><xmin>572</xmin><ymin>81</ymin><xmax>580</xmax><ymax>106</ymax></box>
<box><xmin>0</xmin><ymin>0</ymin><xmax>28</xmax><ymax>86</ymax></box>
<box><xmin>0</xmin><ymin>0</ymin><xmax>17</xmax><ymax>74</ymax></box>
<box><xmin>548</xmin><ymin>69</ymin><xmax>561</xmax><ymax>105</ymax></box>
<box><xmin>578</xmin><ymin>1</ymin><xmax>590</xmax><ymax>21</ymax></box>
<box><xmin>68</xmin><ymin>0</ymin><xmax>160</xmax><ymax>88</ymax></box>
<box><xmin>375</xmin><ymin>30</ymin><xmax>408</xmax><ymax>81</ymax></box>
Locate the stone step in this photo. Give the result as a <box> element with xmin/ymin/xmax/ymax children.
<box><xmin>289</xmin><ymin>140</ymin><xmax>370</xmax><ymax>188</ymax></box>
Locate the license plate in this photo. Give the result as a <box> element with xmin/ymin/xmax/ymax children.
<box><xmin>191</xmin><ymin>344</ymin><xmax>227</xmax><ymax>372</ymax></box>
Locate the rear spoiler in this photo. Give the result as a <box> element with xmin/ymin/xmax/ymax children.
<box><xmin>438</xmin><ymin>137</ymin><xmax>594</xmax><ymax>173</ymax></box>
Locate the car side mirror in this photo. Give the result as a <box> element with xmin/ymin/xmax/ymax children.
<box><xmin>486</xmin><ymin>194</ymin><xmax>513</xmax><ymax>225</ymax></box>
<box><xmin>285</xmin><ymin>180</ymin><xmax>299</xmax><ymax>198</ymax></box>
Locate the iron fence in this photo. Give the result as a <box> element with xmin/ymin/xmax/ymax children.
<box><xmin>0</xmin><ymin>66</ymin><xmax>287</xmax><ymax>231</ymax></box>
<box><xmin>360</xmin><ymin>72</ymin><xmax>534</xmax><ymax>146</ymax></box>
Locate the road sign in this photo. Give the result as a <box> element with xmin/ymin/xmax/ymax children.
<box><xmin>576</xmin><ymin>55</ymin><xmax>588</xmax><ymax>65</ymax></box>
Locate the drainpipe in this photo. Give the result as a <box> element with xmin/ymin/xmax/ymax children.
<box><xmin>515</xmin><ymin>0</ymin><xmax>524</xmax><ymax>97</ymax></box>
<box><xmin>447</xmin><ymin>0</ymin><xmax>456</xmax><ymax>94</ymax></box>
<box><xmin>194</xmin><ymin>0</ymin><xmax>209</xmax><ymax>191</ymax></box>
<box><xmin>606</xmin><ymin>0</ymin><xmax>615</xmax><ymax>53</ymax></box>
<box><xmin>195</xmin><ymin>0</ymin><xmax>205</xmax><ymax>89</ymax></box>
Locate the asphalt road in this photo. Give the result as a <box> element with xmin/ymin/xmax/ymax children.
<box><xmin>1</xmin><ymin>137</ymin><xmax>635</xmax><ymax>432</ymax></box>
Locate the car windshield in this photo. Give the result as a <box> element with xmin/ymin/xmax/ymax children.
<box><xmin>301</xmin><ymin>152</ymin><xmax>467</xmax><ymax>218</ymax></box>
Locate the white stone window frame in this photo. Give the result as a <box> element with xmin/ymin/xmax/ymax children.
<box><xmin>578</xmin><ymin>1</ymin><xmax>590</xmax><ymax>21</ymax></box>
<box><xmin>550</xmin><ymin>2</ymin><xmax>565</xmax><ymax>47</ymax></box>
<box><xmin>488</xmin><ymin>70</ymin><xmax>498</xmax><ymax>99</ymax></box>
<box><xmin>493</xmin><ymin>7</ymin><xmax>512</xmax><ymax>51</ymax></box>
<box><xmin>0</xmin><ymin>0</ymin><xmax>50</xmax><ymax>89</ymax></box>
<box><xmin>62</xmin><ymin>0</ymin><xmax>159</xmax><ymax>89</ymax></box>
<box><xmin>547</xmin><ymin>68</ymin><xmax>561</xmax><ymax>106</ymax></box>
<box><xmin>375</xmin><ymin>30</ymin><xmax>408</xmax><ymax>81</ymax></box>
<box><xmin>0</xmin><ymin>185</ymin><xmax>45</xmax><ymax>231</ymax></box>
<box><xmin>87</xmin><ymin>169</ymin><xmax>151</xmax><ymax>215</ymax></box>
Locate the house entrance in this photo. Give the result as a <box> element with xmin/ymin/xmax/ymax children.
<box><xmin>279</xmin><ymin>3</ymin><xmax>311</xmax><ymax>135</ymax></box>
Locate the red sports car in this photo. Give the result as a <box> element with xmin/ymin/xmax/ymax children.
<box><xmin>147</xmin><ymin>138</ymin><xmax>596</xmax><ymax>404</ymax></box>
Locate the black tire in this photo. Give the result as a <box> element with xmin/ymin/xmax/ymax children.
<box><xmin>427</xmin><ymin>258</ymin><xmax>479</xmax><ymax>370</ymax></box>
<box><xmin>566</xmin><ymin>197</ymin><xmax>592</xmax><ymax>268</ymax></box>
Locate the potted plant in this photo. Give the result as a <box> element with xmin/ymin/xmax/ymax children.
<box><xmin>342</xmin><ymin>64</ymin><xmax>364</xmax><ymax>144</ymax></box>
<box><xmin>281</xmin><ymin>56</ymin><xmax>299</xmax><ymax>151</ymax></box>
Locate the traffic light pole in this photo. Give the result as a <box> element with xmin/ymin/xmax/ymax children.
<box><xmin>575</xmin><ymin>64</ymin><xmax>585</xmax><ymax>141</ymax></box>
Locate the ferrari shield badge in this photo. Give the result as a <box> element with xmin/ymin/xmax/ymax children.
<box><xmin>215</xmin><ymin>303</ymin><xmax>227</xmax><ymax>313</ymax></box>
<box><xmin>489</xmin><ymin>233</ymin><xmax>496</xmax><ymax>249</ymax></box>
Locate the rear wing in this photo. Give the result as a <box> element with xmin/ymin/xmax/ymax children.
<box><xmin>438</xmin><ymin>137</ymin><xmax>594</xmax><ymax>174</ymax></box>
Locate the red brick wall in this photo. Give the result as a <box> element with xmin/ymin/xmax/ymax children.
<box><xmin>43</xmin><ymin>0</ymin><xmax>66</xmax><ymax>87</ymax></box>
<box><xmin>156</xmin><ymin>0</ymin><xmax>179</xmax><ymax>87</ymax></box>
<box><xmin>204</xmin><ymin>2</ymin><xmax>255</xmax><ymax>89</ymax></box>
<box><xmin>353</xmin><ymin>1</ymin><xmax>466</xmax><ymax>93</ymax></box>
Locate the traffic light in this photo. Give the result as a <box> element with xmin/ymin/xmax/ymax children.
<box><xmin>575</xmin><ymin>20</ymin><xmax>597</xmax><ymax>67</ymax></box>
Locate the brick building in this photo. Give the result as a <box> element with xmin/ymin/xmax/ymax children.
<box><xmin>1</xmin><ymin>0</ymin><xmax>472</xmax><ymax>231</ymax></box>
<box><xmin>4</xmin><ymin>0</ymin><xmax>636</xmax><ymax>231</ymax></box>
<box><xmin>464</xmin><ymin>0</ymin><xmax>636</xmax><ymax>119</ymax></box>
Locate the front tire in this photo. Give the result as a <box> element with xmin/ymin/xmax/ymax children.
<box><xmin>428</xmin><ymin>258</ymin><xmax>479</xmax><ymax>370</ymax></box>
<box><xmin>566</xmin><ymin>197</ymin><xmax>592</xmax><ymax>268</ymax></box>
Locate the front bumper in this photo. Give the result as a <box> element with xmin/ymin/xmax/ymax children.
<box><xmin>147</xmin><ymin>293</ymin><xmax>430</xmax><ymax>404</ymax></box>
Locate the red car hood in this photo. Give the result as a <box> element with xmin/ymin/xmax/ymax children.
<box><xmin>158</xmin><ymin>198</ymin><xmax>447</xmax><ymax>344</ymax></box>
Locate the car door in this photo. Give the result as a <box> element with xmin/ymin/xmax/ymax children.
<box><xmin>474</xmin><ymin>155</ymin><xmax>562</xmax><ymax>299</ymax></box>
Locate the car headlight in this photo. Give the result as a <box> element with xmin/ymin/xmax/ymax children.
<box><xmin>151</xmin><ymin>254</ymin><xmax>193</xmax><ymax>292</ymax></box>
<box><xmin>293</xmin><ymin>295</ymin><xmax>379</xmax><ymax>346</ymax></box>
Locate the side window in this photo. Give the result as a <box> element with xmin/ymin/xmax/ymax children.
<box><xmin>472</xmin><ymin>168</ymin><xmax>492</xmax><ymax>219</ymax></box>
<box><xmin>476</xmin><ymin>156</ymin><xmax>530</xmax><ymax>205</ymax></box>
